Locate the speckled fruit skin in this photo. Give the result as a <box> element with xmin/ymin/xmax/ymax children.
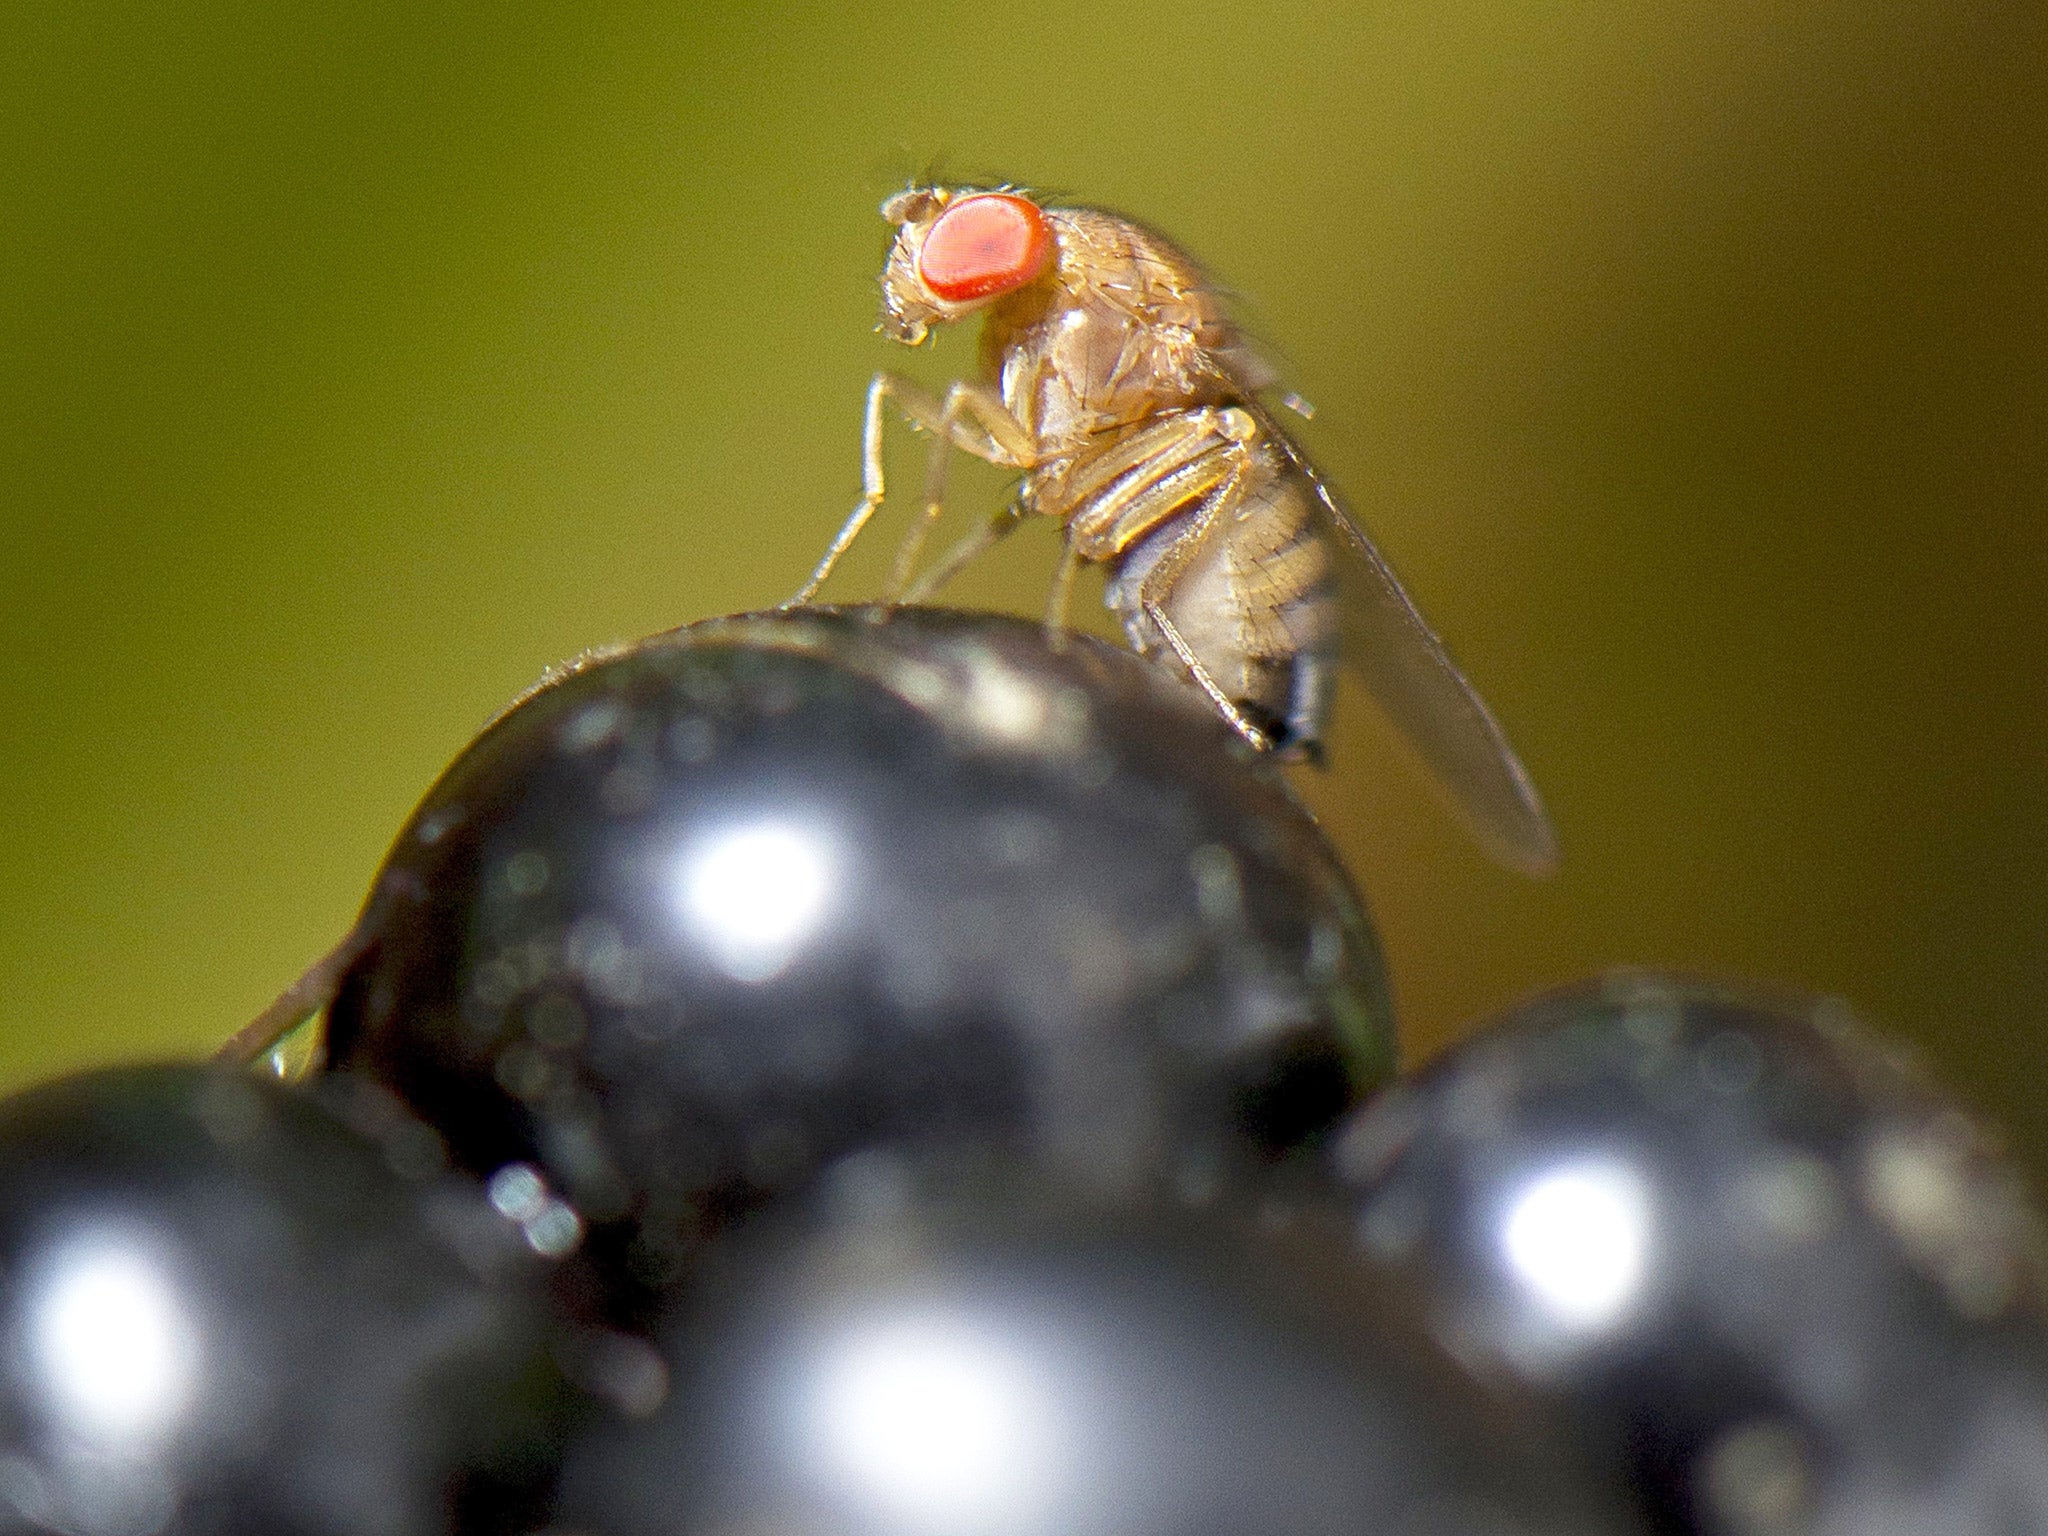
<box><xmin>0</xmin><ymin>1064</ymin><xmax>574</xmax><ymax>1536</ymax></box>
<box><xmin>552</xmin><ymin>1156</ymin><xmax>1643</xmax><ymax>1536</ymax></box>
<box><xmin>325</xmin><ymin>607</ymin><xmax>1391</xmax><ymax>1315</ymax></box>
<box><xmin>1332</xmin><ymin>970</ymin><xmax>2048</xmax><ymax>1536</ymax></box>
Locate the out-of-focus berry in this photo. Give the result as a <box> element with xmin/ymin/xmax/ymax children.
<box><xmin>0</xmin><ymin>1064</ymin><xmax>575</xmax><ymax>1536</ymax></box>
<box><xmin>552</xmin><ymin>1153</ymin><xmax>1639</xmax><ymax>1536</ymax></box>
<box><xmin>1333</xmin><ymin>971</ymin><xmax>2048</xmax><ymax>1535</ymax></box>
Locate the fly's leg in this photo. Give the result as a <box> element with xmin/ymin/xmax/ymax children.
<box><xmin>885</xmin><ymin>382</ymin><xmax>1033</xmax><ymax>600</ymax></box>
<box><xmin>1051</xmin><ymin>408</ymin><xmax>1257</xmax><ymax>716</ymax></box>
<box><xmin>785</xmin><ymin>373</ymin><xmax>896</xmax><ymax>607</ymax></box>
<box><xmin>1132</xmin><ymin>467</ymin><xmax>1276</xmax><ymax>751</ymax></box>
<box><xmin>1065</xmin><ymin>409</ymin><xmax>1254</xmax><ymax>560</ymax></box>
<box><xmin>899</xmin><ymin>503</ymin><xmax>1025</xmax><ymax>603</ymax></box>
<box><xmin>784</xmin><ymin>373</ymin><xmax>1029</xmax><ymax>608</ymax></box>
<box><xmin>884</xmin><ymin>416</ymin><xmax>958</xmax><ymax>601</ymax></box>
<box><xmin>1043</xmin><ymin>541</ymin><xmax>1083</xmax><ymax>651</ymax></box>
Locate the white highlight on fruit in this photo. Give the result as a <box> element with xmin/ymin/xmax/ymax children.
<box><xmin>807</xmin><ymin>1312</ymin><xmax>1049</xmax><ymax>1530</ymax></box>
<box><xmin>28</xmin><ymin>1226</ymin><xmax>200</xmax><ymax>1447</ymax></box>
<box><xmin>677</xmin><ymin>820</ymin><xmax>835</xmax><ymax>983</ymax></box>
<box><xmin>1500</xmin><ymin>1159</ymin><xmax>1652</xmax><ymax>1331</ymax></box>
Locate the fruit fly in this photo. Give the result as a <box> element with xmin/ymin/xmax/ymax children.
<box><xmin>786</xmin><ymin>185</ymin><xmax>1557</xmax><ymax>875</ymax></box>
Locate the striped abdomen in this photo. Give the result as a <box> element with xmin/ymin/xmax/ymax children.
<box><xmin>1031</xmin><ymin>407</ymin><xmax>1340</xmax><ymax>755</ymax></box>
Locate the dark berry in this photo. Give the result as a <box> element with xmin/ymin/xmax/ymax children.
<box><xmin>553</xmin><ymin>1153</ymin><xmax>1638</xmax><ymax>1536</ymax></box>
<box><xmin>0</xmin><ymin>1064</ymin><xmax>576</xmax><ymax>1536</ymax></box>
<box><xmin>1333</xmin><ymin>970</ymin><xmax>2048</xmax><ymax>1534</ymax></box>
<box><xmin>324</xmin><ymin>608</ymin><xmax>1391</xmax><ymax>1313</ymax></box>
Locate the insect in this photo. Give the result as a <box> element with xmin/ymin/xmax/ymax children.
<box><xmin>786</xmin><ymin>185</ymin><xmax>1558</xmax><ymax>875</ymax></box>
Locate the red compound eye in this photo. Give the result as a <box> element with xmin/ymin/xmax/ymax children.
<box><xmin>916</xmin><ymin>194</ymin><xmax>1054</xmax><ymax>303</ymax></box>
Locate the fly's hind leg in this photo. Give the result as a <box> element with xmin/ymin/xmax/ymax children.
<box><xmin>783</xmin><ymin>373</ymin><xmax>1030</xmax><ymax>608</ymax></box>
<box><xmin>1061</xmin><ymin>409</ymin><xmax>1271</xmax><ymax>748</ymax></box>
<box><xmin>1130</xmin><ymin>465</ymin><xmax>1275</xmax><ymax>752</ymax></box>
<box><xmin>1043</xmin><ymin>540</ymin><xmax>1082</xmax><ymax>652</ymax></box>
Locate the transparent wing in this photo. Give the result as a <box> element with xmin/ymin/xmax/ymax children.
<box><xmin>1262</xmin><ymin>413</ymin><xmax>1560</xmax><ymax>876</ymax></box>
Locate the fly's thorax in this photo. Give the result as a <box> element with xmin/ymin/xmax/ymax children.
<box><xmin>969</xmin><ymin>207</ymin><xmax>1251</xmax><ymax>455</ymax></box>
<box><xmin>990</xmin><ymin>294</ymin><xmax>1239</xmax><ymax>455</ymax></box>
<box><xmin>1042</xmin><ymin>206</ymin><xmax>1225</xmax><ymax>337</ymax></box>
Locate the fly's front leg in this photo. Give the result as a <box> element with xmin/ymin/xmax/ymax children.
<box><xmin>784</xmin><ymin>373</ymin><xmax>1030</xmax><ymax>608</ymax></box>
<box><xmin>785</xmin><ymin>373</ymin><xmax>901</xmax><ymax>607</ymax></box>
<box><xmin>885</xmin><ymin>382</ymin><xmax>1033</xmax><ymax>601</ymax></box>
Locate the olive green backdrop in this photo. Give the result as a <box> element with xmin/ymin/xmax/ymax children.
<box><xmin>4</xmin><ymin>3</ymin><xmax>2043</xmax><ymax>1164</ymax></box>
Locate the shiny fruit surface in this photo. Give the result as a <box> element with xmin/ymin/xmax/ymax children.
<box><xmin>0</xmin><ymin>1064</ymin><xmax>572</xmax><ymax>1536</ymax></box>
<box><xmin>1335</xmin><ymin>971</ymin><xmax>2048</xmax><ymax>1534</ymax></box>
<box><xmin>326</xmin><ymin>607</ymin><xmax>1391</xmax><ymax>1314</ymax></box>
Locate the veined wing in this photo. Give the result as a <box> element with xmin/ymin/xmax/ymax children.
<box><xmin>1258</xmin><ymin>408</ymin><xmax>1560</xmax><ymax>876</ymax></box>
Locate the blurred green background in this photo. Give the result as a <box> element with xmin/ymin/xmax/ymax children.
<box><xmin>3</xmin><ymin>2</ymin><xmax>2043</xmax><ymax>1164</ymax></box>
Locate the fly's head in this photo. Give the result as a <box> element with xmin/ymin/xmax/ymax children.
<box><xmin>876</xmin><ymin>185</ymin><xmax>1056</xmax><ymax>345</ymax></box>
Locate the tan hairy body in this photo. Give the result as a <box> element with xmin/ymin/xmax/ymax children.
<box><xmin>789</xmin><ymin>187</ymin><xmax>1557</xmax><ymax>875</ymax></box>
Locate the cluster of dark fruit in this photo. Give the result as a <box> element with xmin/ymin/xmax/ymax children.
<box><xmin>6</xmin><ymin>606</ymin><xmax>2048</xmax><ymax>1536</ymax></box>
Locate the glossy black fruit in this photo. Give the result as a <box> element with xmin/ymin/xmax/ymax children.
<box><xmin>0</xmin><ymin>1064</ymin><xmax>574</xmax><ymax>1536</ymax></box>
<box><xmin>1333</xmin><ymin>971</ymin><xmax>2048</xmax><ymax>1535</ymax></box>
<box><xmin>553</xmin><ymin>1153</ymin><xmax>1640</xmax><ymax>1536</ymax></box>
<box><xmin>325</xmin><ymin>608</ymin><xmax>1392</xmax><ymax>1311</ymax></box>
